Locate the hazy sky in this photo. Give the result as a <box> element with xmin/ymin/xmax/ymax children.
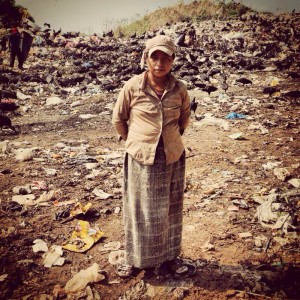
<box><xmin>15</xmin><ymin>0</ymin><xmax>300</xmax><ymax>34</ymax></box>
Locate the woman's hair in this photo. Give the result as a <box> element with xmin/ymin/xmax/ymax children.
<box><xmin>144</xmin><ymin>52</ymin><xmax>175</xmax><ymax>60</ymax></box>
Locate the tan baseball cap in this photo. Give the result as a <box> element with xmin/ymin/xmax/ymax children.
<box><xmin>145</xmin><ymin>35</ymin><xmax>176</xmax><ymax>57</ymax></box>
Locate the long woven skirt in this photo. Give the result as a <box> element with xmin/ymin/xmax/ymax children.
<box><xmin>123</xmin><ymin>143</ymin><xmax>185</xmax><ymax>269</ymax></box>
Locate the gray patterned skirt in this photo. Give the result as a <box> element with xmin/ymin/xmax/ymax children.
<box><xmin>123</xmin><ymin>141</ymin><xmax>185</xmax><ymax>269</ymax></box>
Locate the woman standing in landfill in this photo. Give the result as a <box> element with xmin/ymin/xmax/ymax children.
<box><xmin>112</xmin><ymin>35</ymin><xmax>194</xmax><ymax>278</ymax></box>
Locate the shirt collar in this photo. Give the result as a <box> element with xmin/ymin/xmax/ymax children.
<box><xmin>139</xmin><ymin>71</ymin><xmax>176</xmax><ymax>92</ymax></box>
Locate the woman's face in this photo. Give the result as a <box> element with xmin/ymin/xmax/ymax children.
<box><xmin>146</xmin><ymin>50</ymin><xmax>174</xmax><ymax>78</ymax></box>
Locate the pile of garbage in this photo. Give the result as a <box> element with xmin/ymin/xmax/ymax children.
<box><xmin>0</xmin><ymin>11</ymin><xmax>299</xmax><ymax>99</ymax></box>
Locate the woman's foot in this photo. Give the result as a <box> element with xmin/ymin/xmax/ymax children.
<box><xmin>169</xmin><ymin>259</ymin><xmax>197</xmax><ymax>278</ymax></box>
<box><xmin>116</xmin><ymin>264</ymin><xmax>133</xmax><ymax>278</ymax></box>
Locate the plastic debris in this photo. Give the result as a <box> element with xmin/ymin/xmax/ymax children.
<box><xmin>79</xmin><ymin>114</ymin><xmax>96</xmax><ymax>120</ymax></box>
<box><xmin>288</xmin><ymin>178</ymin><xmax>300</xmax><ymax>188</ymax></box>
<box><xmin>32</xmin><ymin>239</ymin><xmax>49</xmax><ymax>253</ymax></box>
<box><xmin>36</xmin><ymin>190</ymin><xmax>58</xmax><ymax>203</ymax></box>
<box><xmin>0</xmin><ymin>274</ymin><xmax>8</xmax><ymax>282</ymax></box>
<box><xmin>273</xmin><ymin>167</ymin><xmax>290</xmax><ymax>181</ymax></box>
<box><xmin>15</xmin><ymin>147</ymin><xmax>38</xmax><ymax>161</ymax></box>
<box><xmin>201</xmin><ymin>241</ymin><xmax>215</xmax><ymax>252</ymax></box>
<box><xmin>228</xmin><ymin>132</ymin><xmax>245</xmax><ymax>140</ymax></box>
<box><xmin>70</xmin><ymin>202</ymin><xmax>92</xmax><ymax>217</ymax></box>
<box><xmin>32</xmin><ymin>180</ymin><xmax>48</xmax><ymax>190</ymax></box>
<box><xmin>12</xmin><ymin>185</ymin><xmax>32</xmax><ymax>194</ymax></box>
<box><xmin>108</xmin><ymin>250</ymin><xmax>126</xmax><ymax>265</ymax></box>
<box><xmin>64</xmin><ymin>263</ymin><xmax>105</xmax><ymax>293</ymax></box>
<box><xmin>12</xmin><ymin>194</ymin><xmax>36</xmax><ymax>205</ymax></box>
<box><xmin>239</xmin><ymin>232</ymin><xmax>253</xmax><ymax>238</ymax></box>
<box><xmin>248</xmin><ymin>123</ymin><xmax>269</xmax><ymax>134</ymax></box>
<box><xmin>62</xmin><ymin>220</ymin><xmax>104</xmax><ymax>252</ymax></box>
<box><xmin>99</xmin><ymin>241</ymin><xmax>121</xmax><ymax>253</ymax></box>
<box><xmin>43</xmin><ymin>245</ymin><xmax>65</xmax><ymax>268</ymax></box>
<box><xmin>262</xmin><ymin>161</ymin><xmax>282</xmax><ymax>170</ymax></box>
<box><xmin>92</xmin><ymin>188</ymin><xmax>112</xmax><ymax>199</ymax></box>
<box><xmin>225</xmin><ymin>112</ymin><xmax>247</xmax><ymax>119</ymax></box>
<box><xmin>46</xmin><ymin>96</ymin><xmax>63</xmax><ymax>106</ymax></box>
<box><xmin>194</xmin><ymin>113</ymin><xmax>230</xmax><ymax>130</ymax></box>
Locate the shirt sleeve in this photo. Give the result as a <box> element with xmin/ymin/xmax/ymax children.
<box><xmin>112</xmin><ymin>82</ymin><xmax>132</xmax><ymax>141</ymax></box>
<box><xmin>178</xmin><ymin>85</ymin><xmax>191</xmax><ymax>131</ymax></box>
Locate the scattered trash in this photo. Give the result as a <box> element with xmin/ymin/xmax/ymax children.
<box><xmin>194</xmin><ymin>113</ymin><xmax>230</xmax><ymax>131</ymax></box>
<box><xmin>119</xmin><ymin>280</ymin><xmax>149</xmax><ymax>300</ymax></box>
<box><xmin>99</xmin><ymin>241</ymin><xmax>121</xmax><ymax>253</ymax></box>
<box><xmin>32</xmin><ymin>239</ymin><xmax>48</xmax><ymax>253</ymax></box>
<box><xmin>226</xmin><ymin>112</ymin><xmax>247</xmax><ymax>119</ymax></box>
<box><xmin>35</xmin><ymin>190</ymin><xmax>58</xmax><ymax>204</ymax></box>
<box><xmin>12</xmin><ymin>194</ymin><xmax>36</xmax><ymax>206</ymax></box>
<box><xmin>92</xmin><ymin>188</ymin><xmax>112</xmax><ymax>199</ymax></box>
<box><xmin>44</xmin><ymin>168</ymin><xmax>58</xmax><ymax>176</ymax></box>
<box><xmin>64</xmin><ymin>263</ymin><xmax>105</xmax><ymax>293</ymax></box>
<box><xmin>32</xmin><ymin>180</ymin><xmax>48</xmax><ymax>190</ymax></box>
<box><xmin>273</xmin><ymin>167</ymin><xmax>290</xmax><ymax>181</ymax></box>
<box><xmin>12</xmin><ymin>185</ymin><xmax>32</xmax><ymax>195</ymax></box>
<box><xmin>70</xmin><ymin>202</ymin><xmax>92</xmax><ymax>217</ymax></box>
<box><xmin>62</xmin><ymin>220</ymin><xmax>104</xmax><ymax>252</ymax></box>
<box><xmin>15</xmin><ymin>147</ymin><xmax>38</xmax><ymax>161</ymax></box>
<box><xmin>108</xmin><ymin>250</ymin><xmax>126</xmax><ymax>265</ymax></box>
<box><xmin>79</xmin><ymin>114</ymin><xmax>96</xmax><ymax>120</ymax></box>
<box><xmin>0</xmin><ymin>274</ymin><xmax>8</xmax><ymax>282</ymax></box>
<box><xmin>239</xmin><ymin>232</ymin><xmax>253</xmax><ymax>238</ymax></box>
<box><xmin>262</xmin><ymin>161</ymin><xmax>282</xmax><ymax>170</ymax></box>
<box><xmin>46</xmin><ymin>96</ymin><xmax>63</xmax><ymax>106</ymax></box>
<box><xmin>228</xmin><ymin>132</ymin><xmax>245</xmax><ymax>140</ymax></box>
<box><xmin>43</xmin><ymin>245</ymin><xmax>65</xmax><ymax>268</ymax></box>
<box><xmin>288</xmin><ymin>178</ymin><xmax>300</xmax><ymax>188</ymax></box>
<box><xmin>256</xmin><ymin>199</ymin><xmax>280</xmax><ymax>227</ymax></box>
<box><xmin>248</xmin><ymin>123</ymin><xmax>269</xmax><ymax>134</ymax></box>
<box><xmin>201</xmin><ymin>240</ymin><xmax>215</xmax><ymax>252</ymax></box>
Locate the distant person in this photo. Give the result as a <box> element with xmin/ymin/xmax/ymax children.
<box><xmin>8</xmin><ymin>27</ymin><xmax>23</xmax><ymax>70</ymax></box>
<box><xmin>0</xmin><ymin>34</ymin><xmax>8</xmax><ymax>52</ymax></box>
<box><xmin>175</xmin><ymin>31</ymin><xmax>186</xmax><ymax>46</ymax></box>
<box><xmin>187</xmin><ymin>27</ymin><xmax>196</xmax><ymax>46</ymax></box>
<box><xmin>20</xmin><ymin>27</ymin><xmax>34</xmax><ymax>63</ymax></box>
<box><xmin>112</xmin><ymin>35</ymin><xmax>194</xmax><ymax>278</ymax></box>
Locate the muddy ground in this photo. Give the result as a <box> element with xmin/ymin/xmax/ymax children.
<box><xmin>0</xmin><ymin>49</ymin><xmax>300</xmax><ymax>299</ymax></box>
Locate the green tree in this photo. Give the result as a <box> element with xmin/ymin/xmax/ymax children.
<box><xmin>0</xmin><ymin>0</ymin><xmax>23</xmax><ymax>27</ymax></box>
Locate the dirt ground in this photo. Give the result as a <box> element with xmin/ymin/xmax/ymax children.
<box><xmin>0</xmin><ymin>53</ymin><xmax>300</xmax><ymax>299</ymax></box>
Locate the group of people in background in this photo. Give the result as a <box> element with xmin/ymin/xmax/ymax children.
<box><xmin>0</xmin><ymin>8</ymin><xmax>35</xmax><ymax>70</ymax></box>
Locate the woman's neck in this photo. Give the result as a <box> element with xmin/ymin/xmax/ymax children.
<box><xmin>147</xmin><ymin>72</ymin><xmax>168</xmax><ymax>89</ymax></box>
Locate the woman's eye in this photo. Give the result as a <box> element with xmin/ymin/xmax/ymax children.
<box><xmin>151</xmin><ymin>56</ymin><xmax>172</xmax><ymax>63</ymax></box>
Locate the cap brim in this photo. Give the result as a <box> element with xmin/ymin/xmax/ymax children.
<box><xmin>149</xmin><ymin>46</ymin><xmax>173</xmax><ymax>57</ymax></box>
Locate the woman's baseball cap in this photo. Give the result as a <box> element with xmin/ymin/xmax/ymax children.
<box><xmin>145</xmin><ymin>35</ymin><xmax>176</xmax><ymax>57</ymax></box>
<box><xmin>140</xmin><ymin>35</ymin><xmax>176</xmax><ymax>69</ymax></box>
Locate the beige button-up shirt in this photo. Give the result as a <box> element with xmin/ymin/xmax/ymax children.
<box><xmin>112</xmin><ymin>71</ymin><xmax>190</xmax><ymax>165</ymax></box>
